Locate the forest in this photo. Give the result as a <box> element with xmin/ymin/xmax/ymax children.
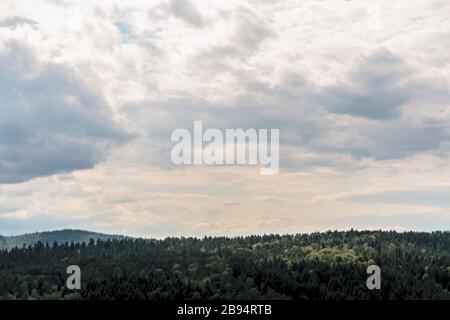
<box><xmin>1</xmin><ymin>230</ymin><xmax>450</xmax><ymax>300</ymax></box>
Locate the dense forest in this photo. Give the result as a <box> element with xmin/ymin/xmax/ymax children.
<box><xmin>1</xmin><ymin>230</ymin><xmax>450</xmax><ymax>300</ymax></box>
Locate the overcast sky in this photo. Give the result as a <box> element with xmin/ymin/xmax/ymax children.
<box><xmin>1</xmin><ymin>0</ymin><xmax>450</xmax><ymax>237</ymax></box>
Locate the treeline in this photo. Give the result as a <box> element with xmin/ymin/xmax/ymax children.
<box><xmin>1</xmin><ymin>230</ymin><xmax>450</xmax><ymax>300</ymax></box>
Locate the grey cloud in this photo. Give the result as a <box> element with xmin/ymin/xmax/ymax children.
<box><xmin>124</xmin><ymin>95</ymin><xmax>320</xmax><ymax>170</ymax></box>
<box><xmin>186</xmin><ymin>7</ymin><xmax>274</xmax><ymax>74</ymax></box>
<box><xmin>230</xmin><ymin>7</ymin><xmax>274</xmax><ymax>51</ymax></box>
<box><xmin>304</xmin><ymin>120</ymin><xmax>449</xmax><ymax>163</ymax></box>
<box><xmin>169</xmin><ymin>0</ymin><xmax>204</xmax><ymax>28</ymax></box>
<box><xmin>126</xmin><ymin>49</ymin><xmax>450</xmax><ymax>170</ymax></box>
<box><xmin>363</xmin><ymin>122</ymin><xmax>447</xmax><ymax>160</ymax></box>
<box><xmin>0</xmin><ymin>42</ymin><xmax>132</xmax><ymax>183</ymax></box>
<box><xmin>0</xmin><ymin>16</ymin><xmax>38</xmax><ymax>29</ymax></box>
<box><xmin>318</xmin><ymin>50</ymin><xmax>412</xmax><ymax>120</ymax></box>
<box><xmin>303</xmin><ymin>50</ymin><xmax>450</xmax><ymax>160</ymax></box>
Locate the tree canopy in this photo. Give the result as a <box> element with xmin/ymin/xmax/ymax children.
<box><xmin>1</xmin><ymin>230</ymin><xmax>449</xmax><ymax>300</ymax></box>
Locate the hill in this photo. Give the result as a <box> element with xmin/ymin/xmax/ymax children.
<box><xmin>0</xmin><ymin>229</ymin><xmax>125</xmax><ymax>251</ymax></box>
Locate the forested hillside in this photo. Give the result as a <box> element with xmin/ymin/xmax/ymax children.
<box><xmin>1</xmin><ymin>230</ymin><xmax>450</xmax><ymax>300</ymax></box>
<box><xmin>0</xmin><ymin>230</ymin><xmax>125</xmax><ymax>251</ymax></box>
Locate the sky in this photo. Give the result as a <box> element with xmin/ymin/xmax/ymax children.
<box><xmin>1</xmin><ymin>0</ymin><xmax>450</xmax><ymax>237</ymax></box>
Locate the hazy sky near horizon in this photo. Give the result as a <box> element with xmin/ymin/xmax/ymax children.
<box><xmin>1</xmin><ymin>0</ymin><xmax>450</xmax><ymax>237</ymax></box>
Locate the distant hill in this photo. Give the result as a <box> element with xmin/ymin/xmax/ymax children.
<box><xmin>0</xmin><ymin>229</ymin><xmax>125</xmax><ymax>250</ymax></box>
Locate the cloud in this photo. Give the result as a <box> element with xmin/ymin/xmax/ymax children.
<box><xmin>188</xmin><ymin>6</ymin><xmax>274</xmax><ymax>72</ymax></box>
<box><xmin>344</xmin><ymin>188</ymin><xmax>450</xmax><ymax>207</ymax></box>
<box><xmin>317</xmin><ymin>49</ymin><xmax>412</xmax><ymax>120</ymax></box>
<box><xmin>124</xmin><ymin>46</ymin><xmax>450</xmax><ymax>168</ymax></box>
<box><xmin>169</xmin><ymin>0</ymin><xmax>204</xmax><ymax>28</ymax></box>
<box><xmin>1</xmin><ymin>0</ymin><xmax>450</xmax><ymax>236</ymax></box>
<box><xmin>0</xmin><ymin>42</ymin><xmax>131</xmax><ymax>183</ymax></box>
<box><xmin>0</xmin><ymin>16</ymin><xmax>38</xmax><ymax>29</ymax></box>
<box><xmin>228</xmin><ymin>7</ymin><xmax>274</xmax><ymax>51</ymax></box>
